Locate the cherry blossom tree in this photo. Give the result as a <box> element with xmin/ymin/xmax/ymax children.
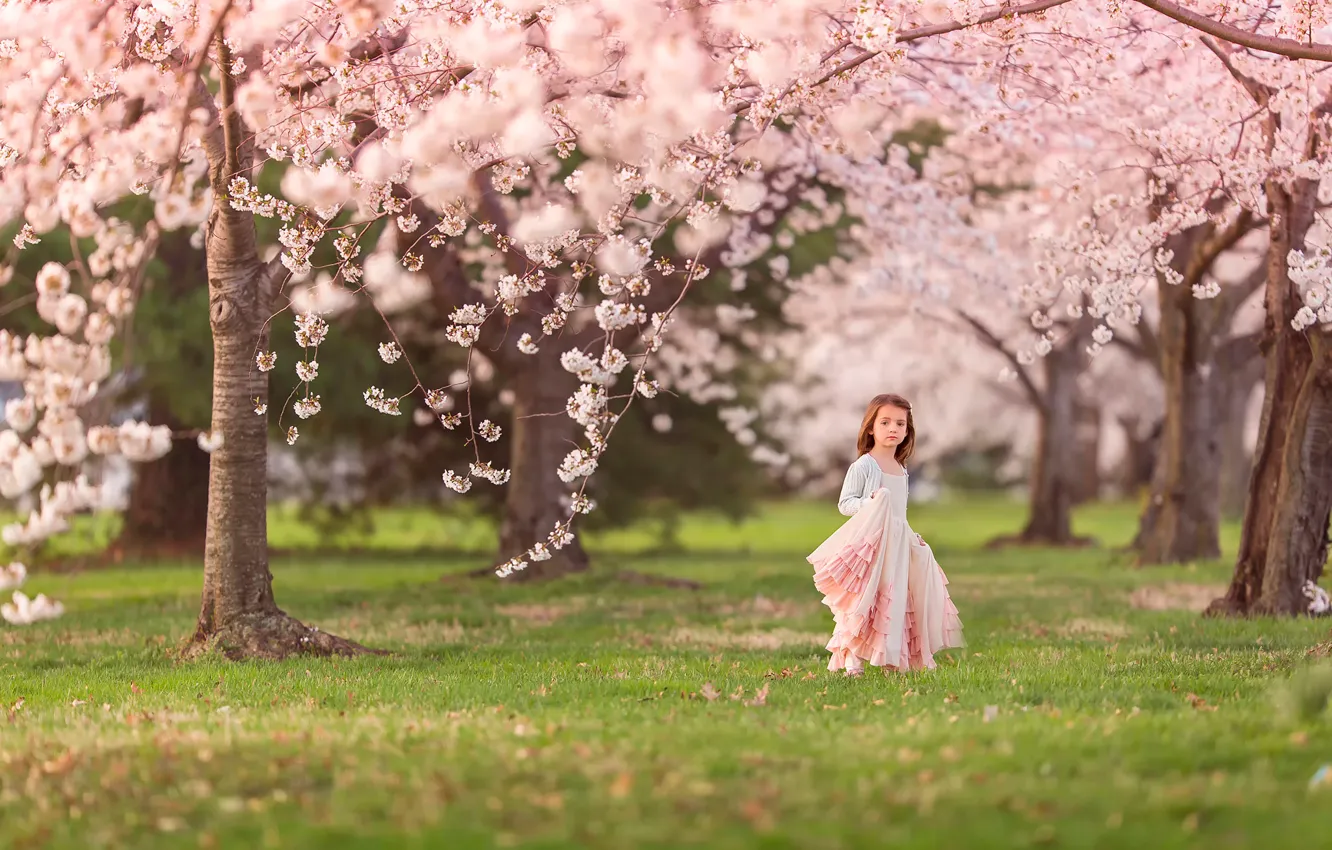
<box><xmin>996</xmin><ymin>32</ymin><xmax>1276</xmax><ymax>565</ymax></box>
<box><xmin>3</xmin><ymin>0</ymin><xmax>1332</xmax><ymax>656</ymax></box>
<box><xmin>1113</xmin><ymin>230</ymin><xmax>1265</xmax><ymax>562</ymax></box>
<box><xmin>770</xmin><ymin>127</ymin><xmax>1119</xmax><ymax>541</ymax></box>
<box><xmin>942</xmin><ymin>204</ymin><xmax>1105</xmax><ymax>546</ymax></box>
<box><xmin>1007</xmin><ymin>20</ymin><xmax>1332</xmax><ymax>603</ymax></box>
<box><xmin>853</xmin><ymin>121</ymin><xmax>1112</xmax><ymax>544</ymax></box>
<box><xmin>1197</xmin><ymin>41</ymin><xmax>1332</xmax><ymax>616</ymax></box>
<box><xmin>923</xmin><ymin>5</ymin><xmax>1328</xmax><ymax>585</ymax></box>
<box><xmin>765</xmin><ymin>285</ymin><xmax>1031</xmax><ymax>493</ymax></box>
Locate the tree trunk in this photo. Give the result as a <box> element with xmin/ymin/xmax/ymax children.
<box><xmin>1208</xmin><ymin>175</ymin><xmax>1320</xmax><ymax>617</ymax></box>
<box><xmin>1069</xmin><ymin>397</ymin><xmax>1101</xmax><ymax>505</ymax></box>
<box><xmin>496</xmin><ymin>347</ymin><xmax>590</xmax><ymax>581</ymax></box>
<box><xmin>1217</xmin><ymin>342</ymin><xmax>1262</xmax><ymax>521</ymax></box>
<box><xmin>408</xmin><ymin>194</ymin><xmax>592</xmax><ymax>583</ymax></box>
<box><xmin>1007</xmin><ymin>336</ymin><xmax>1092</xmax><ymax>546</ymax></box>
<box><xmin>1253</xmin><ymin>332</ymin><xmax>1332</xmax><ymax>615</ymax></box>
<box><xmin>111</xmin><ymin>396</ymin><xmax>210</xmax><ymax>562</ymax></box>
<box><xmin>184</xmin><ymin>49</ymin><xmax>374</xmax><ymax>659</ymax></box>
<box><xmin>108</xmin><ymin>231</ymin><xmax>213</xmax><ymax>563</ymax></box>
<box><xmin>1115</xmin><ymin>415</ymin><xmax>1159</xmax><ymax>498</ymax></box>
<box><xmin>1210</xmin><ymin>315</ymin><xmax>1307</xmax><ymax>613</ymax></box>
<box><xmin>1137</xmin><ymin>275</ymin><xmax>1222</xmax><ymax>565</ymax></box>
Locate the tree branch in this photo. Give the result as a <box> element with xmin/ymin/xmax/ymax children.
<box><xmin>1185</xmin><ymin>209</ymin><xmax>1256</xmax><ymax>288</ymax></box>
<box><xmin>215</xmin><ymin>36</ymin><xmax>244</xmax><ymax>187</ymax></box>
<box><xmin>279</xmin><ymin>31</ymin><xmax>412</xmax><ymax>99</ymax></box>
<box><xmin>1199</xmin><ymin>35</ymin><xmax>1275</xmax><ymax>105</ymax></box>
<box><xmin>260</xmin><ymin>253</ymin><xmax>289</xmax><ymax>313</ymax></box>
<box><xmin>734</xmin><ymin>0</ymin><xmax>1075</xmax><ymax>116</ymax></box>
<box><xmin>734</xmin><ymin>0</ymin><xmax>1332</xmax><ymax>122</ymax></box>
<box><xmin>1109</xmin><ymin>326</ymin><xmax>1152</xmax><ymax>366</ymax></box>
<box><xmin>199</xmin><ymin>33</ymin><xmax>259</xmax><ymax>278</ymax></box>
<box><xmin>955</xmin><ymin>309</ymin><xmax>1048</xmax><ymax>414</ymax></box>
<box><xmin>1142</xmin><ymin>2</ymin><xmax>1332</xmax><ymax>62</ymax></box>
<box><xmin>405</xmin><ymin>205</ymin><xmax>518</xmax><ymax>359</ymax></box>
<box><xmin>471</xmin><ymin>172</ymin><xmax>544</xmax><ymax>282</ymax></box>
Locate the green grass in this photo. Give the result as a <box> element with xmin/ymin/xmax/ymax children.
<box><xmin>17</xmin><ymin>490</ymin><xmax>1187</xmax><ymax>561</ymax></box>
<box><xmin>3</xmin><ymin>497</ymin><xmax>1331</xmax><ymax>849</ymax></box>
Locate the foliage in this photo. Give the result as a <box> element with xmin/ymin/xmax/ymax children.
<box><xmin>6</xmin><ymin>0</ymin><xmax>1328</xmax><ymax>570</ymax></box>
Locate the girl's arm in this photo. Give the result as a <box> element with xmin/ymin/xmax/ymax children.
<box><xmin>837</xmin><ymin>461</ymin><xmax>871</xmax><ymax>516</ymax></box>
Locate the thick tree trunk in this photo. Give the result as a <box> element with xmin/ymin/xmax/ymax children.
<box><xmin>184</xmin><ymin>49</ymin><xmax>374</xmax><ymax>659</ymax></box>
<box><xmin>1210</xmin><ymin>324</ymin><xmax>1307</xmax><ymax>613</ymax></box>
<box><xmin>1253</xmin><ymin>333</ymin><xmax>1332</xmax><ymax>615</ymax></box>
<box><xmin>186</xmin><ymin>247</ymin><xmax>374</xmax><ymax>658</ymax></box>
<box><xmin>496</xmin><ymin>348</ymin><xmax>590</xmax><ymax>581</ymax></box>
<box><xmin>1208</xmin><ymin>175</ymin><xmax>1320</xmax><ymax>617</ymax></box>
<box><xmin>111</xmin><ymin>396</ymin><xmax>210</xmax><ymax>561</ymax></box>
<box><xmin>1137</xmin><ymin>276</ymin><xmax>1222</xmax><ymax>565</ymax></box>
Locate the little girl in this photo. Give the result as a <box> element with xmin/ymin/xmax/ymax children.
<box><xmin>807</xmin><ymin>393</ymin><xmax>964</xmax><ymax>676</ymax></box>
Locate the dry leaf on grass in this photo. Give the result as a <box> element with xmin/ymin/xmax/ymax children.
<box><xmin>608</xmin><ymin>771</ymin><xmax>634</xmax><ymax>799</ymax></box>
<box><xmin>41</xmin><ymin>749</ymin><xmax>77</xmax><ymax>775</ymax></box>
<box><xmin>745</xmin><ymin>683</ymin><xmax>770</xmax><ymax>707</ymax></box>
<box><xmin>1185</xmin><ymin>693</ymin><xmax>1218</xmax><ymax>711</ymax></box>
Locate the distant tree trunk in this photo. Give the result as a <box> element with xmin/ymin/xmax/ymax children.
<box><xmin>962</xmin><ymin>310</ymin><xmax>1093</xmax><ymax>549</ymax></box>
<box><xmin>496</xmin><ymin>347</ymin><xmax>590</xmax><ymax>581</ymax></box>
<box><xmin>111</xmin><ymin>230</ymin><xmax>212</xmax><ymax>563</ymax></box>
<box><xmin>415</xmin><ymin>184</ymin><xmax>597</xmax><ymax>583</ymax></box>
<box><xmin>1116</xmin><ymin>415</ymin><xmax>1159</xmax><ymax>498</ymax></box>
<box><xmin>184</xmin><ymin>44</ymin><xmax>373</xmax><ymax>659</ymax></box>
<box><xmin>1016</xmin><ymin>336</ymin><xmax>1090</xmax><ymax>545</ymax></box>
<box><xmin>1131</xmin><ymin>197</ymin><xmax>1264</xmax><ymax>566</ymax></box>
<box><xmin>1208</xmin><ymin>173</ymin><xmax>1324</xmax><ymax>617</ymax></box>
<box><xmin>1069</xmin><ymin>397</ymin><xmax>1101</xmax><ymax>505</ymax></box>
<box><xmin>112</xmin><ymin>396</ymin><xmax>210</xmax><ymax>561</ymax></box>
<box><xmin>1137</xmin><ymin>272</ymin><xmax>1222</xmax><ymax>565</ymax></box>
<box><xmin>1217</xmin><ymin>338</ymin><xmax>1263</xmax><ymax>521</ymax></box>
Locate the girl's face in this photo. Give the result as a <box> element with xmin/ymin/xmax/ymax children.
<box><xmin>872</xmin><ymin>404</ymin><xmax>909</xmax><ymax>450</ymax></box>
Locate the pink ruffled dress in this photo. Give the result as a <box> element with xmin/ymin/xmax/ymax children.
<box><xmin>807</xmin><ymin>454</ymin><xmax>964</xmax><ymax>674</ymax></box>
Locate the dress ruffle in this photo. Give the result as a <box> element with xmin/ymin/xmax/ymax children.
<box><xmin>808</xmin><ymin>501</ymin><xmax>964</xmax><ymax>673</ymax></box>
<box><xmin>810</xmin><ymin>537</ymin><xmax>877</xmax><ymax>612</ymax></box>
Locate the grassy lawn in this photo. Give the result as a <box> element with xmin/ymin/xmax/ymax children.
<box><xmin>2</xmin><ymin>496</ymin><xmax>1330</xmax><ymax>849</ymax></box>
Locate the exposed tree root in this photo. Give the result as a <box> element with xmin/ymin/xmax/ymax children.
<box><xmin>182</xmin><ymin>610</ymin><xmax>386</xmax><ymax>661</ymax></box>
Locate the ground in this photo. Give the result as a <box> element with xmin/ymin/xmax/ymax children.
<box><xmin>3</xmin><ymin>497</ymin><xmax>1331</xmax><ymax>849</ymax></box>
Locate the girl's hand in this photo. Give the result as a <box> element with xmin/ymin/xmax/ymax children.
<box><xmin>915</xmin><ymin>533</ymin><xmax>926</xmax><ymax>546</ymax></box>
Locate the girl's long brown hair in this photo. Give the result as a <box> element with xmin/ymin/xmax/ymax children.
<box><xmin>856</xmin><ymin>393</ymin><xmax>915</xmax><ymax>464</ymax></box>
